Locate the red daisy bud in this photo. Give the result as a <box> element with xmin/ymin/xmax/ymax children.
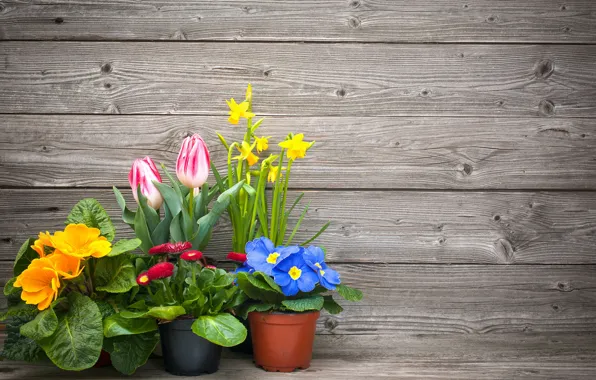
<box><xmin>136</xmin><ymin>272</ymin><xmax>151</xmax><ymax>286</ymax></box>
<box><xmin>227</xmin><ymin>252</ymin><xmax>247</xmax><ymax>263</ymax></box>
<box><xmin>148</xmin><ymin>241</ymin><xmax>192</xmax><ymax>255</ymax></box>
<box><xmin>181</xmin><ymin>250</ymin><xmax>203</xmax><ymax>262</ymax></box>
<box><xmin>147</xmin><ymin>262</ymin><xmax>175</xmax><ymax>280</ymax></box>
<box><xmin>205</xmin><ymin>265</ymin><xmax>217</xmax><ymax>270</ymax></box>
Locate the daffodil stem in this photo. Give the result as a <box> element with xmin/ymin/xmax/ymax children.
<box><xmin>270</xmin><ymin>150</ymin><xmax>285</xmax><ymax>244</ymax></box>
<box><xmin>277</xmin><ymin>159</ymin><xmax>293</xmax><ymax>243</ymax></box>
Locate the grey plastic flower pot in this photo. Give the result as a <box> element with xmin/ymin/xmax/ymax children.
<box><xmin>158</xmin><ymin>319</ymin><xmax>222</xmax><ymax>376</ymax></box>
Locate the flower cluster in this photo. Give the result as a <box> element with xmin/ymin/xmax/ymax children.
<box><xmin>14</xmin><ymin>224</ymin><xmax>111</xmax><ymax>310</ymax></box>
<box><xmin>137</xmin><ymin>242</ymin><xmax>206</xmax><ymax>286</ymax></box>
<box><xmin>241</xmin><ymin>237</ymin><xmax>340</xmax><ymax>296</ymax></box>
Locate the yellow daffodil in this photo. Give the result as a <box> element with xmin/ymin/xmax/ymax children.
<box><xmin>268</xmin><ymin>166</ymin><xmax>280</xmax><ymax>183</ymax></box>
<box><xmin>14</xmin><ymin>257</ymin><xmax>61</xmax><ymax>310</ymax></box>
<box><xmin>226</xmin><ymin>98</ymin><xmax>255</xmax><ymax>125</ymax></box>
<box><xmin>254</xmin><ymin>136</ymin><xmax>271</xmax><ymax>153</ymax></box>
<box><xmin>279</xmin><ymin>133</ymin><xmax>312</xmax><ymax>160</ymax></box>
<box><xmin>51</xmin><ymin>224</ymin><xmax>112</xmax><ymax>259</ymax></box>
<box><xmin>234</xmin><ymin>141</ymin><xmax>259</xmax><ymax>166</ymax></box>
<box><xmin>31</xmin><ymin>231</ymin><xmax>55</xmax><ymax>257</ymax></box>
<box><xmin>245</xmin><ymin>83</ymin><xmax>252</xmax><ymax>104</ymax></box>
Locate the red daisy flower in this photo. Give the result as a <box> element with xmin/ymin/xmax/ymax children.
<box><xmin>148</xmin><ymin>241</ymin><xmax>192</xmax><ymax>255</ymax></box>
<box><xmin>226</xmin><ymin>252</ymin><xmax>247</xmax><ymax>263</ymax></box>
<box><xmin>136</xmin><ymin>271</ymin><xmax>151</xmax><ymax>286</ymax></box>
<box><xmin>147</xmin><ymin>262</ymin><xmax>175</xmax><ymax>280</ymax></box>
<box><xmin>205</xmin><ymin>265</ymin><xmax>217</xmax><ymax>270</ymax></box>
<box><xmin>181</xmin><ymin>250</ymin><xmax>203</xmax><ymax>262</ymax></box>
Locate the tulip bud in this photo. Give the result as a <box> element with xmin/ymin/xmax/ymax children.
<box><xmin>128</xmin><ymin>157</ymin><xmax>163</xmax><ymax>210</ymax></box>
<box><xmin>176</xmin><ymin>134</ymin><xmax>210</xmax><ymax>189</ymax></box>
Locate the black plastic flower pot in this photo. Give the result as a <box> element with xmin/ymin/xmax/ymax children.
<box><xmin>229</xmin><ymin>315</ymin><xmax>253</xmax><ymax>354</ymax></box>
<box><xmin>158</xmin><ymin>319</ymin><xmax>222</xmax><ymax>376</ymax></box>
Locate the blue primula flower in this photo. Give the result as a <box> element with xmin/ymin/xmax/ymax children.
<box><xmin>245</xmin><ymin>237</ymin><xmax>299</xmax><ymax>276</ymax></box>
<box><xmin>303</xmin><ymin>246</ymin><xmax>341</xmax><ymax>290</ymax></box>
<box><xmin>272</xmin><ymin>250</ymin><xmax>319</xmax><ymax>296</ymax></box>
<box><xmin>234</xmin><ymin>262</ymin><xmax>254</xmax><ymax>274</ymax></box>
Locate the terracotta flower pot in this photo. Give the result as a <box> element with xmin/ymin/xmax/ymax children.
<box><xmin>248</xmin><ymin>310</ymin><xmax>319</xmax><ymax>372</ymax></box>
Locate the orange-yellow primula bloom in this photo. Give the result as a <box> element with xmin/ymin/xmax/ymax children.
<box><xmin>47</xmin><ymin>253</ymin><xmax>84</xmax><ymax>279</ymax></box>
<box><xmin>279</xmin><ymin>133</ymin><xmax>312</xmax><ymax>160</ymax></box>
<box><xmin>51</xmin><ymin>224</ymin><xmax>112</xmax><ymax>259</ymax></box>
<box><xmin>31</xmin><ymin>231</ymin><xmax>55</xmax><ymax>257</ymax></box>
<box><xmin>14</xmin><ymin>257</ymin><xmax>61</xmax><ymax>310</ymax></box>
<box><xmin>234</xmin><ymin>141</ymin><xmax>259</xmax><ymax>166</ymax></box>
<box><xmin>226</xmin><ymin>98</ymin><xmax>255</xmax><ymax>125</ymax></box>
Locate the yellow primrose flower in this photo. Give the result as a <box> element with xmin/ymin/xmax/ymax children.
<box><xmin>226</xmin><ymin>98</ymin><xmax>255</xmax><ymax>125</ymax></box>
<box><xmin>268</xmin><ymin>166</ymin><xmax>280</xmax><ymax>183</ymax></box>
<box><xmin>47</xmin><ymin>253</ymin><xmax>84</xmax><ymax>280</ymax></box>
<box><xmin>279</xmin><ymin>133</ymin><xmax>312</xmax><ymax>160</ymax></box>
<box><xmin>51</xmin><ymin>224</ymin><xmax>112</xmax><ymax>259</ymax></box>
<box><xmin>31</xmin><ymin>231</ymin><xmax>55</xmax><ymax>257</ymax></box>
<box><xmin>254</xmin><ymin>136</ymin><xmax>271</xmax><ymax>153</ymax></box>
<box><xmin>234</xmin><ymin>141</ymin><xmax>259</xmax><ymax>166</ymax></box>
<box><xmin>14</xmin><ymin>257</ymin><xmax>61</xmax><ymax>310</ymax></box>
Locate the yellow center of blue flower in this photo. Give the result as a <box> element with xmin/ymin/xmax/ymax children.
<box><xmin>289</xmin><ymin>266</ymin><xmax>302</xmax><ymax>280</ymax></box>
<box><xmin>266</xmin><ymin>252</ymin><xmax>280</xmax><ymax>264</ymax></box>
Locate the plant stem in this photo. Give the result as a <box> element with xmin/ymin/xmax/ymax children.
<box><xmin>188</xmin><ymin>186</ymin><xmax>194</xmax><ymax>222</ymax></box>
<box><xmin>270</xmin><ymin>150</ymin><xmax>285</xmax><ymax>244</ymax></box>
<box><xmin>277</xmin><ymin>159</ymin><xmax>293</xmax><ymax>243</ymax></box>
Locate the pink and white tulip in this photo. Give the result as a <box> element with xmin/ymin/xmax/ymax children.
<box><xmin>176</xmin><ymin>134</ymin><xmax>210</xmax><ymax>189</ymax></box>
<box><xmin>128</xmin><ymin>156</ymin><xmax>163</xmax><ymax>210</ymax></box>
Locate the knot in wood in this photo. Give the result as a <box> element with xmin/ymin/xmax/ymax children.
<box><xmin>262</xmin><ymin>69</ymin><xmax>272</xmax><ymax>78</ymax></box>
<box><xmin>101</xmin><ymin>63</ymin><xmax>112</xmax><ymax>74</ymax></box>
<box><xmin>348</xmin><ymin>16</ymin><xmax>361</xmax><ymax>29</ymax></box>
<box><xmin>420</xmin><ymin>88</ymin><xmax>431</xmax><ymax>97</ymax></box>
<box><xmin>463</xmin><ymin>4</ymin><xmax>469</xmax><ymax>9</ymax></box>
<box><xmin>336</xmin><ymin>88</ymin><xmax>347</xmax><ymax>98</ymax></box>
<box><xmin>0</xmin><ymin>4</ymin><xmax>5</xmax><ymax>13</ymax></box>
<box><xmin>562</xmin><ymin>26</ymin><xmax>571</xmax><ymax>33</ymax></box>
<box><xmin>493</xmin><ymin>215</ymin><xmax>501</xmax><ymax>221</ymax></box>
<box><xmin>494</xmin><ymin>238</ymin><xmax>514</xmax><ymax>264</ymax></box>
<box><xmin>556</xmin><ymin>281</ymin><xmax>573</xmax><ymax>292</ymax></box>
<box><xmin>324</xmin><ymin>317</ymin><xmax>338</xmax><ymax>331</ymax></box>
<box><xmin>534</xmin><ymin>59</ymin><xmax>555</xmax><ymax>80</ymax></box>
<box><xmin>560</xmin><ymin>4</ymin><xmax>567</xmax><ymax>11</ymax></box>
<box><xmin>486</xmin><ymin>15</ymin><xmax>498</xmax><ymax>23</ymax></box>
<box><xmin>456</xmin><ymin>163</ymin><xmax>473</xmax><ymax>176</ymax></box>
<box><xmin>2</xmin><ymin>237</ymin><xmax>14</xmax><ymax>244</ymax></box>
<box><xmin>539</xmin><ymin>99</ymin><xmax>556</xmax><ymax>116</ymax></box>
<box><xmin>104</xmin><ymin>83</ymin><xmax>112</xmax><ymax>89</ymax></box>
<box><xmin>496</xmin><ymin>100</ymin><xmax>505</xmax><ymax>107</ymax></box>
<box><xmin>54</xmin><ymin>17</ymin><xmax>64</xmax><ymax>24</ymax></box>
<box><xmin>349</xmin><ymin>0</ymin><xmax>361</xmax><ymax>8</ymax></box>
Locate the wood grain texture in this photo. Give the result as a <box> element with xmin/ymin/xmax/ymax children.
<box><xmin>0</xmin><ymin>1</ymin><xmax>595</xmax><ymax>43</ymax></box>
<box><xmin>2</xmin><ymin>42</ymin><xmax>596</xmax><ymax>117</ymax></box>
<box><xmin>0</xmin><ymin>189</ymin><xmax>594</xmax><ymax>264</ymax></box>
<box><xmin>1</xmin><ymin>264</ymin><xmax>595</xmax><ymax>335</ymax></box>
<box><xmin>2</xmin><ymin>115</ymin><xmax>595</xmax><ymax>189</ymax></box>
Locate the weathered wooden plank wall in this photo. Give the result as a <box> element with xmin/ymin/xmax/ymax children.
<box><xmin>1</xmin><ymin>1</ymin><xmax>595</xmax><ymax>378</ymax></box>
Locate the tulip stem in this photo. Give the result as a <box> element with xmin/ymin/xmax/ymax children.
<box><xmin>188</xmin><ymin>186</ymin><xmax>194</xmax><ymax>222</ymax></box>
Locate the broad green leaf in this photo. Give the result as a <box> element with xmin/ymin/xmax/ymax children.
<box><xmin>151</xmin><ymin>202</ymin><xmax>172</xmax><ymax>245</ymax></box>
<box><xmin>0</xmin><ymin>304</ymin><xmax>36</xmax><ymax>321</ymax></box>
<box><xmin>3</xmin><ymin>277</ymin><xmax>19</xmax><ymax>296</ymax></box>
<box><xmin>282</xmin><ymin>295</ymin><xmax>324</xmax><ymax>312</ymax></box>
<box><xmin>136</xmin><ymin>186</ymin><xmax>160</xmax><ymax>233</ymax></box>
<box><xmin>191</xmin><ymin>313</ymin><xmax>247</xmax><ymax>347</ymax></box>
<box><xmin>95</xmin><ymin>300</ymin><xmax>117</xmax><ymax>319</ymax></box>
<box><xmin>154</xmin><ymin>181</ymin><xmax>183</xmax><ymax>217</ymax></box>
<box><xmin>121</xmin><ymin>306</ymin><xmax>186</xmax><ymax>321</ymax></box>
<box><xmin>104</xmin><ymin>331</ymin><xmax>159</xmax><ymax>375</ymax></box>
<box><xmin>66</xmin><ymin>198</ymin><xmax>115</xmax><ymax>241</ymax></box>
<box><xmin>236</xmin><ymin>272</ymin><xmax>283</xmax><ymax>304</ymax></box>
<box><xmin>253</xmin><ymin>271</ymin><xmax>283</xmax><ymax>294</ymax></box>
<box><xmin>238</xmin><ymin>303</ymin><xmax>275</xmax><ymax>320</ymax></box>
<box><xmin>20</xmin><ymin>308</ymin><xmax>58</xmax><ymax>341</ymax></box>
<box><xmin>133</xmin><ymin>205</ymin><xmax>153</xmax><ymax>254</ymax></box>
<box><xmin>13</xmin><ymin>238</ymin><xmax>38</xmax><ymax>277</ymax></box>
<box><xmin>112</xmin><ymin>186</ymin><xmax>136</xmax><ymax>226</ymax></box>
<box><xmin>94</xmin><ymin>255</ymin><xmax>137</xmax><ymax>293</ymax></box>
<box><xmin>108</xmin><ymin>238</ymin><xmax>142</xmax><ymax>257</ymax></box>
<box><xmin>336</xmin><ymin>284</ymin><xmax>363</xmax><ymax>302</ymax></box>
<box><xmin>38</xmin><ymin>293</ymin><xmax>103</xmax><ymax>371</ymax></box>
<box><xmin>103</xmin><ymin>313</ymin><xmax>157</xmax><ymax>338</ymax></box>
<box><xmin>169</xmin><ymin>213</ymin><xmax>185</xmax><ymax>243</ymax></box>
<box><xmin>1</xmin><ymin>313</ymin><xmax>46</xmax><ymax>362</ymax></box>
<box><xmin>323</xmin><ymin>295</ymin><xmax>344</xmax><ymax>315</ymax></box>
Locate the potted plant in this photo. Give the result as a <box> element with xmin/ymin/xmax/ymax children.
<box><xmin>108</xmin><ymin>246</ymin><xmax>247</xmax><ymax>375</ymax></box>
<box><xmin>213</xmin><ymin>84</ymin><xmax>331</xmax><ymax>353</ymax></box>
<box><xmin>0</xmin><ymin>199</ymin><xmax>155</xmax><ymax>375</ymax></box>
<box><xmin>235</xmin><ymin>237</ymin><xmax>362</xmax><ymax>372</ymax></box>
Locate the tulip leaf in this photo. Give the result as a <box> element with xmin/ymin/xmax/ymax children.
<box><xmin>37</xmin><ymin>293</ymin><xmax>103</xmax><ymax>371</ymax></box>
<box><xmin>151</xmin><ymin>202</ymin><xmax>172</xmax><ymax>246</ymax></box>
<box><xmin>322</xmin><ymin>295</ymin><xmax>344</xmax><ymax>315</ymax></box>
<box><xmin>104</xmin><ymin>331</ymin><xmax>159</xmax><ymax>375</ymax></box>
<box><xmin>108</xmin><ymin>238</ymin><xmax>142</xmax><ymax>257</ymax></box>
<box><xmin>13</xmin><ymin>238</ymin><xmax>38</xmax><ymax>277</ymax></box>
<box><xmin>133</xmin><ymin>205</ymin><xmax>153</xmax><ymax>254</ymax></box>
<box><xmin>20</xmin><ymin>308</ymin><xmax>58</xmax><ymax>341</ymax></box>
<box><xmin>282</xmin><ymin>295</ymin><xmax>324</xmax><ymax>312</ymax></box>
<box><xmin>136</xmin><ymin>186</ymin><xmax>160</xmax><ymax>233</ymax></box>
<box><xmin>191</xmin><ymin>313</ymin><xmax>247</xmax><ymax>347</ymax></box>
<box><xmin>154</xmin><ymin>181</ymin><xmax>183</xmax><ymax>218</ymax></box>
<box><xmin>336</xmin><ymin>284</ymin><xmax>363</xmax><ymax>302</ymax></box>
<box><xmin>94</xmin><ymin>255</ymin><xmax>137</xmax><ymax>294</ymax></box>
<box><xmin>66</xmin><ymin>198</ymin><xmax>116</xmax><ymax>242</ymax></box>
<box><xmin>169</xmin><ymin>213</ymin><xmax>185</xmax><ymax>243</ymax></box>
<box><xmin>103</xmin><ymin>313</ymin><xmax>157</xmax><ymax>338</ymax></box>
<box><xmin>112</xmin><ymin>186</ymin><xmax>136</xmax><ymax>226</ymax></box>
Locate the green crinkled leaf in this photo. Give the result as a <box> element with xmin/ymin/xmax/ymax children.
<box><xmin>108</xmin><ymin>238</ymin><xmax>143</xmax><ymax>257</ymax></box>
<box><xmin>191</xmin><ymin>313</ymin><xmax>247</xmax><ymax>347</ymax></box>
<box><xmin>282</xmin><ymin>295</ymin><xmax>324</xmax><ymax>312</ymax></box>
<box><xmin>253</xmin><ymin>271</ymin><xmax>283</xmax><ymax>294</ymax></box>
<box><xmin>238</xmin><ymin>303</ymin><xmax>275</xmax><ymax>320</ymax></box>
<box><xmin>103</xmin><ymin>313</ymin><xmax>157</xmax><ymax>338</ymax></box>
<box><xmin>38</xmin><ymin>293</ymin><xmax>103</xmax><ymax>371</ymax></box>
<box><xmin>1</xmin><ymin>312</ymin><xmax>46</xmax><ymax>362</ymax></box>
<box><xmin>20</xmin><ymin>308</ymin><xmax>58</xmax><ymax>341</ymax></box>
<box><xmin>95</xmin><ymin>300</ymin><xmax>117</xmax><ymax>319</ymax></box>
<box><xmin>13</xmin><ymin>238</ymin><xmax>38</xmax><ymax>277</ymax></box>
<box><xmin>336</xmin><ymin>284</ymin><xmax>363</xmax><ymax>302</ymax></box>
<box><xmin>104</xmin><ymin>331</ymin><xmax>159</xmax><ymax>375</ymax></box>
<box><xmin>112</xmin><ymin>186</ymin><xmax>136</xmax><ymax>226</ymax></box>
<box><xmin>237</xmin><ymin>272</ymin><xmax>284</xmax><ymax>304</ymax></box>
<box><xmin>323</xmin><ymin>295</ymin><xmax>344</xmax><ymax>315</ymax></box>
<box><xmin>94</xmin><ymin>255</ymin><xmax>137</xmax><ymax>293</ymax></box>
<box><xmin>3</xmin><ymin>277</ymin><xmax>19</xmax><ymax>296</ymax></box>
<box><xmin>0</xmin><ymin>303</ymin><xmax>36</xmax><ymax>321</ymax></box>
<box><xmin>66</xmin><ymin>198</ymin><xmax>116</xmax><ymax>242</ymax></box>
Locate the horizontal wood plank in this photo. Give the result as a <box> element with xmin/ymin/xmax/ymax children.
<box><xmin>0</xmin><ymin>189</ymin><xmax>594</xmax><ymax>264</ymax></box>
<box><xmin>1</xmin><ymin>1</ymin><xmax>595</xmax><ymax>43</ymax></box>
<box><xmin>2</xmin><ymin>42</ymin><xmax>596</xmax><ymax>117</ymax></box>
<box><xmin>2</xmin><ymin>264</ymin><xmax>595</xmax><ymax>335</ymax></box>
<box><xmin>1</xmin><ymin>115</ymin><xmax>595</xmax><ymax>189</ymax></box>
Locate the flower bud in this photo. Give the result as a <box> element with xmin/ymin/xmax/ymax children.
<box><xmin>128</xmin><ymin>157</ymin><xmax>163</xmax><ymax>210</ymax></box>
<box><xmin>176</xmin><ymin>134</ymin><xmax>210</xmax><ymax>189</ymax></box>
